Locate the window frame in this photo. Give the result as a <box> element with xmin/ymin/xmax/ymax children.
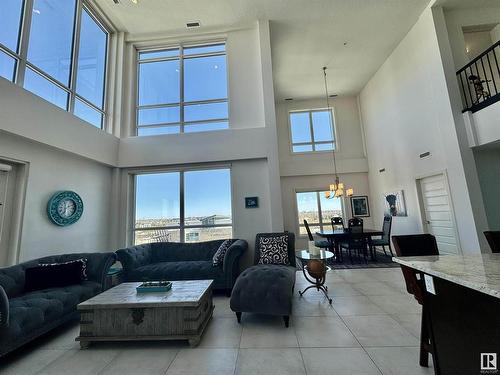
<box><xmin>135</xmin><ymin>41</ymin><xmax>229</xmax><ymax>136</ymax></box>
<box><xmin>131</xmin><ymin>165</ymin><xmax>233</xmax><ymax>244</ymax></box>
<box><xmin>0</xmin><ymin>0</ymin><xmax>111</xmax><ymax>129</ymax></box>
<box><xmin>288</xmin><ymin>108</ymin><xmax>338</xmax><ymax>154</ymax></box>
<box><xmin>295</xmin><ymin>189</ymin><xmax>344</xmax><ymax>238</ymax></box>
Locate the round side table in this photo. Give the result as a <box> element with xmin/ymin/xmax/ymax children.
<box><xmin>295</xmin><ymin>250</ymin><xmax>334</xmax><ymax>304</ymax></box>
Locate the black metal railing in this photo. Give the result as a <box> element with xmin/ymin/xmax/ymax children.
<box><xmin>456</xmin><ymin>41</ymin><xmax>500</xmax><ymax>113</ymax></box>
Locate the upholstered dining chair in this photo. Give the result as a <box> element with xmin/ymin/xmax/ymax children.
<box><xmin>392</xmin><ymin>234</ymin><xmax>439</xmax><ymax>368</ymax></box>
<box><xmin>484</xmin><ymin>231</ymin><xmax>500</xmax><ymax>253</ymax></box>
<box><xmin>369</xmin><ymin>215</ymin><xmax>393</xmax><ymax>258</ymax></box>
<box><xmin>341</xmin><ymin>217</ymin><xmax>368</xmax><ymax>263</ymax></box>
<box><xmin>331</xmin><ymin>216</ymin><xmax>344</xmax><ymax>230</ymax></box>
<box><xmin>303</xmin><ymin>220</ymin><xmax>329</xmax><ymax>249</ymax></box>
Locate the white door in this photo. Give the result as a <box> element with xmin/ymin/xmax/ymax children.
<box><xmin>419</xmin><ymin>174</ymin><xmax>460</xmax><ymax>254</ymax></box>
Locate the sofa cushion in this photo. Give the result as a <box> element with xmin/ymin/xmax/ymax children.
<box><xmin>5</xmin><ymin>281</ymin><xmax>100</xmax><ymax>339</ymax></box>
<box><xmin>150</xmin><ymin>240</ymin><xmax>227</xmax><ymax>263</ymax></box>
<box><xmin>129</xmin><ymin>261</ymin><xmax>224</xmax><ymax>282</ymax></box>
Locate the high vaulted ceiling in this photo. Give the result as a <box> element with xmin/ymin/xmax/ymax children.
<box><xmin>95</xmin><ymin>0</ymin><xmax>431</xmax><ymax>100</ymax></box>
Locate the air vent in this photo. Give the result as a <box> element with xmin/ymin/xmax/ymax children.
<box><xmin>419</xmin><ymin>151</ymin><xmax>431</xmax><ymax>159</ymax></box>
<box><xmin>379</xmin><ymin>168</ymin><xmax>386</xmax><ymax>173</ymax></box>
<box><xmin>285</xmin><ymin>98</ymin><xmax>293</xmax><ymax>101</ymax></box>
<box><xmin>186</xmin><ymin>21</ymin><xmax>201</xmax><ymax>28</ymax></box>
<box><xmin>329</xmin><ymin>94</ymin><xmax>338</xmax><ymax>98</ymax></box>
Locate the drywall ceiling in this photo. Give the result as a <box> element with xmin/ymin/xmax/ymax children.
<box><xmin>434</xmin><ymin>0</ymin><xmax>500</xmax><ymax>10</ymax></box>
<box><xmin>95</xmin><ymin>0</ymin><xmax>430</xmax><ymax>99</ymax></box>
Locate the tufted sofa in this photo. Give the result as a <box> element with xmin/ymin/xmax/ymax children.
<box><xmin>230</xmin><ymin>233</ymin><xmax>296</xmax><ymax>327</ymax></box>
<box><xmin>116</xmin><ymin>239</ymin><xmax>247</xmax><ymax>293</ymax></box>
<box><xmin>0</xmin><ymin>252</ymin><xmax>116</xmax><ymax>357</ymax></box>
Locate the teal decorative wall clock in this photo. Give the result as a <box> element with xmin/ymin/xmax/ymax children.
<box><xmin>47</xmin><ymin>191</ymin><xmax>84</xmax><ymax>226</ymax></box>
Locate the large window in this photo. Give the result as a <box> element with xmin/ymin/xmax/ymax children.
<box><xmin>289</xmin><ymin>109</ymin><xmax>336</xmax><ymax>153</ymax></box>
<box><xmin>134</xmin><ymin>168</ymin><xmax>232</xmax><ymax>244</ymax></box>
<box><xmin>296</xmin><ymin>190</ymin><xmax>343</xmax><ymax>236</ymax></box>
<box><xmin>136</xmin><ymin>43</ymin><xmax>228</xmax><ymax>136</ymax></box>
<box><xmin>0</xmin><ymin>0</ymin><xmax>109</xmax><ymax>129</ymax></box>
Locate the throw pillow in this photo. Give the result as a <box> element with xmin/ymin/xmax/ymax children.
<box><xmin>25</xmin><ymin>258</ymin><xmax>88</xmax><ymax>292</ymax></box>
<box><xmin>213</xmin><ymin>239</ymin><xmax>232</xmax><ymax>267</ymax></box>
<box><xmin>258</xmin><ymin>235</ymin><xmax>289</xmax><ymax>265</ymax></box>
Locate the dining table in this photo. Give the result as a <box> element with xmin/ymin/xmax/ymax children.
<box><xmin>316</xmin><ymin>228</ymin><xmax>384</xmax><ymax>262</ymax></box>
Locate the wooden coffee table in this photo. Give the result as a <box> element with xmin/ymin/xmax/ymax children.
<box><xmin>76</xmin><ymin>280</ymin><xmax>214</xmax><ymax>348</ymax></box>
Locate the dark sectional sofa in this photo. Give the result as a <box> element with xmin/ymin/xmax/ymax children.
<box><xmin>117</xmin><ymin>239</ymin><xmax>247</xmax><ymax>293</ymax></box>
<box><xmin>0</xmin><ymin>252</ymin><xmax>116</xmax><ymax>357</ymax></box>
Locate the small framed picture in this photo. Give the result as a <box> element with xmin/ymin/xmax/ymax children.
<box><xmin>245</xmin><ymin>197</ymin><xmax>259</xmax><ymax>208</ymax></box>
<box><xmin>350</xmin><ymin>196</ymin><xmax>370</xmax><ymax>217</ymax></box>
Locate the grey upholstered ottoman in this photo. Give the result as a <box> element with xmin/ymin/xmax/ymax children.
<box><xmin>230</xmin><ymin>264</ymin><xmax>296</xmax><ymax>326</ymax></box>
<box><xmin>230</xmin><ymin>232</ymin><xmax>297</xmax><ymax>327</ymax></box>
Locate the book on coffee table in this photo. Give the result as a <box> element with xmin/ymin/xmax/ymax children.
<box><xmin>136</xmin><ymin>281</ymin><xmax>172</xmax><ymax>293</ymax></box>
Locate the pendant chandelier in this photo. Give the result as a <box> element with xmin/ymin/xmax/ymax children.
<box><xmin>323</xmin><ymin>66</ymin><xmax>354</xmax><ymax>199</ymax></box>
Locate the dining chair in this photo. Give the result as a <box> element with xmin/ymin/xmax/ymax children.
<box><xmin>303</xmin><ymin>220</ymin><xmax>329</xmax><ymax>249</ymax></box>
<box><xmin>341</xmin><ymin>218</ymin><xmax>368</xmax><ymax>263</ymax></box>
<box><xmin>331</xmin><ymin>216</ymin><xmax>344</xmax><ymax>230</ymax></box>
<box><xmin>369</xmin><ymin>215</ymin><xmax>393</xmax><ymax>259</ymax></box>
<box><xmin>392</xmin><ymin>234</ymin><xmax>439</xmax><ymax>368</ymax></box>
<box><xmin>484</xmin><ymin>231</ymin><xmax>500</xmax><ymax>253</ymax></box>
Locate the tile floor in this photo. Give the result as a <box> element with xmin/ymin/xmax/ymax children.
<box><xmin>0</xmin><ymin>268</ymin><xmax>434</xmax><ymax>375</ymax></box>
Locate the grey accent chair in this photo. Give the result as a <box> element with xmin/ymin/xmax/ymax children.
<box><xmin>230</xmin><ymin>232</ymin><xmax>296</xmax><ymax>327</ymax></box>
<box><xmin>117</xmin><ymin>239</ymin><xmax>247</xmax><ymax>294</ymax></box>
<box><xmin>0</xmin><ymin>252</ymin><xmax>116</xmax><ymax>357</ymax></box>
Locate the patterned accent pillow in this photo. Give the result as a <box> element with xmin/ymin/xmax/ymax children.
<box><xmin>40</xmin><ymin>258</ymin><xmax>88</xmax><ymax>280</ymax></box>
<box><xmin>212</xmin><ymin>239</ymin><xmax>232</xmax><ymax>267</ymax></box>
<box><xmin>258</xmin><ymin>235</ymin><xmax>289</xmax><ymax>265</ymax></box>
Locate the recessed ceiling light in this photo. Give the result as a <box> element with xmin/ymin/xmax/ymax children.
<box><xmin>285</xmin><ymin>98</ymin><xmax>293</xmax><ymax>101</ymax></box>
<box><xmin>186</xmin><ymin>21</ymin><xmax>201</xmax><ymax>28</ymax></box>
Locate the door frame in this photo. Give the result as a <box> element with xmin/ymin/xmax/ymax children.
<box><xmin>0</xmin><ymin>157</ymin><xmax>29</xmax><ymax>265</ymax></box>
<box><xmin>415</xmin><ymin>169</ymin><xmax>462</xmax><ymax>255</ymax></box>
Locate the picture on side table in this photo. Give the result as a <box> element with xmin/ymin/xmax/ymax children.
<box><xmin>350</xmin><ymin>196</ymin><xmax>370</xmax><ymax>217</ymax></box>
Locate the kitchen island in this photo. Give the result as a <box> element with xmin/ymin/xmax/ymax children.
<box><xmin>393</xmin><ymin>254</ymin><xmax>500</xmax><ymax>375</ymax></box>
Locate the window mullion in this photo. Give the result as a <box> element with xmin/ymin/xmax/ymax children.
<box><xmin>179</xmin><ymin>170</ymin><xmax>185</xmax><ymax>243</ymax></box>
<box><xmin>180</xmin><ymin>45</ymin><xmax>185</xmax><ymax>133</ymax></box>
<box><xmin>16</xmin><ymin>0</ymin><xmax>34</xmax><ymax>86</ymax></box>
<box><xmin>68</xmin><ymin>0</ymin><xmax>83</xmax><ymax>114</ymax></box>
<box><xmin>309</xmin><ymin>111</ymin><xmax>316</xmax><ymax>151</ymax></box>
<box><xmin>316</xmin><ymin>192</ymin><xmax>323</xmax><ymax>232</ymax></box>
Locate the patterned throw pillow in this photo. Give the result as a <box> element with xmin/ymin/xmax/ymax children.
<box><xmin>258</xmin><ymin>235</ymin><xmax>289</xmax><ymax>265</ymax></box>
<box><xmin>213</xmin><ymin>239</ymin><xmax>232</xmax><ymax>267</ymax></box>
<box><xmin>41</xmin><ymin>258</ymin><xmax>88</xmax><ymax>280</ymax></box>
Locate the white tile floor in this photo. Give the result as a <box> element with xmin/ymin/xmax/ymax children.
<box><xmin>0</xmin><ymin>268</ymin><xmax>434</xmax><ymax>375</ymax></box>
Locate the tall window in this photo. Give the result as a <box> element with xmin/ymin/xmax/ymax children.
<box><xmin>289</xmin><ymin>109</ymin><xmax>336</xmax><ymax>153</ymax></box>
<box><xmin>134</xmin><ymin>168</ymin><xmax>232</xmax><ymax>244</ymax></box>
<box><xmin>0</xmin><ymin>0</ymin><xmax>109</xmax><ymax>129</ymax></box>
<box><xmin>296</xmin><ymin>191</ymin><xmax>343</xmax><ymax>236</ymax></box>
<box><xmin>136</xmin><ymin>43</ymin><xmax>228</xmax><ymax>136</ymax></box>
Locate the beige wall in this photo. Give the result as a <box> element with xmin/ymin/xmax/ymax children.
<box><xmin>359</xmin><ymin>6</ymin><xmax>486</xmax><ymax>253</ymax></box>
<box><xmin>0</xmin><ymin>132</ymin><xmax>113</xmax><ymax>263</ymax></box>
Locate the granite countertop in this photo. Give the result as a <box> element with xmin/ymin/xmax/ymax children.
<box><xmin>393</xmin><ymin>254</ymin><xmax>500</xmax><ymax>299</ymax></box>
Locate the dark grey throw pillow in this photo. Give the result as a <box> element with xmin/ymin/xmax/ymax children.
<box><xmin>258</xmin><ymin>235</ymin><xmax>289</xmax><ymax>265</ymax></box>
<box><xmin>25</xmin><ymin>258</ymin><xmax>88</xmax><ymax>292</ymax></box>
<box><xmin>212</xmin><ymin>239</ymin><xmax>232</xmax><ymax>267</ymax></box>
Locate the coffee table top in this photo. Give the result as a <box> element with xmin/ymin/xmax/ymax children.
<box><xmin>78</xmin><ymin>280</ymin><xmax>213</xmax><ymax>310</ymax></box>
<box><xmin>295</xmin><ymin>249</ymin><xmax>334</xmax><ymax>261</ymax></box>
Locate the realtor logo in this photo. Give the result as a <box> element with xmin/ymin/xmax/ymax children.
<box><xmin>481</xmin><ymin>353</ymin><xmax>498</xmax><ymax>374</ymax></box>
